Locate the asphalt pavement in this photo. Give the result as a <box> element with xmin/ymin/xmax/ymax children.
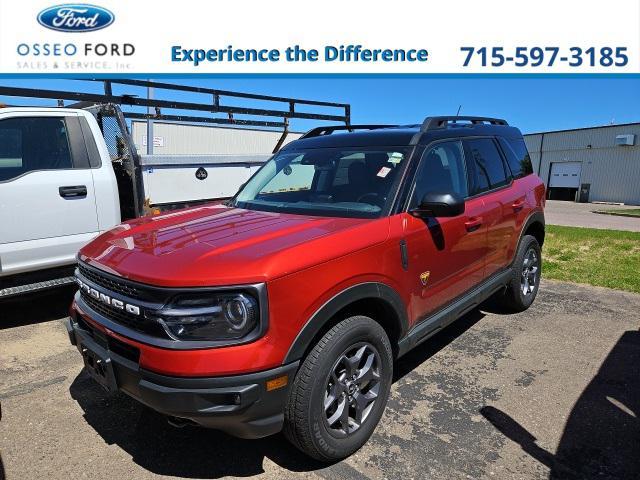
<box><xmin>1</xmin><ymin>280</ymin><xmax>639</xmax><ymax>479</ymax></box>
<box><xmin>545</xmin><ymin>200</ymin><xmax>640</xmax><ymax>231</ymax></box>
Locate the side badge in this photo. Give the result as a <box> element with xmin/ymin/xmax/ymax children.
<box><xmin>419</xmin><ymin>271</ymin><xmax>430</xmax><ymax>286</ymax></box>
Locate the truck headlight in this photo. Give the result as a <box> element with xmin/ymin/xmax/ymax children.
<box><xmin>151</xmin><ymin>293</ymin><xmax>259</xmax><ymax>341</ymax></box>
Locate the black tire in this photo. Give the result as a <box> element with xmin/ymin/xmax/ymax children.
<box><xmin>494</xmin><ymin>234</ymin><xmax>542</xmax><ymax>312</ymax></box>
<box><xmin>283</xmin><ymin>315</ymin><xmax>393</xmax><ymax>462</ymax></box>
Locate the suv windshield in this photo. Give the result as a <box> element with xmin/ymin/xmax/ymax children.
<box><xmin>233</xmin><ymin>146</ymin><xmax>410</xmax><ymax>218</ymax></box>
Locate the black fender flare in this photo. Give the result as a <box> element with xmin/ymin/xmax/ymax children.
<box><xmin>510</xmin><ymin>210</ymin><xmax>545</xmax><ymax>265</ymax></box>
<box><xmin>521</xmin><ymin>211</ymin><xmax>545</xmax><ymax>244</ymax></box>
<box><xmin>283</xmin><ymin>282</ymin><xmax>408</xmax><ymax>364</ymax></box>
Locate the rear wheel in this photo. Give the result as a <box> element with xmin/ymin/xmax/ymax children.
<box><xmin>283</xmin><ymin>315</ymin><xmax>393</xmax><ymax>461</ymax></box>
<box><xmin>494</xmin><ymin>234</ymin><xmax>542</xmax><ymax>312</ymax></box>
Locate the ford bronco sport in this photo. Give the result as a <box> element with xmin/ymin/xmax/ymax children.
<box><xmin>67</xmin><ymin>116</ymin><xmax>545</xmax><ymax>461</ymax></box>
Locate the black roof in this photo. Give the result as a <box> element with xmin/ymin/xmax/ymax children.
<box><xmin>286</xmin><ymin>127</ymin><xmax>421</xmax><ymax>149</ymax></box>
<box><xmin>282</xmin><ymin>116</ymin><xmax>523</xmax><ymax>151</ymax></box>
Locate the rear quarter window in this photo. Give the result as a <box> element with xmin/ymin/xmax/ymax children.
<box><xmin>465</xmin><ymin>137</ymin><xmax>510</xmax><ymax>194</ymax></box>
<box><xmin>499</xmin><ymin>137</ymin><xmax>533</xmax><ymax>178</ymax></box>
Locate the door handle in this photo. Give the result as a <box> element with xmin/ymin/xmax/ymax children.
<box><xmin>59</xmin><ymin>185</ymin><xmax>88</xmax><ymax>198</ymax></box>
<box><xmin>464</xmin><ymin>217</ymin><xmax>483</xmax><ymax>232</ymax></box>
<box><xmin>512</xmin><ymin>199</ymin><xmax>525</xmax><ymax>212</ymax></box>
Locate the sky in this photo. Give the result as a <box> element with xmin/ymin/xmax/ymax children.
<box><xmin>0</xmin><ymin>76</ymin><xmax>638</xmax><ymax>134</ymax></box>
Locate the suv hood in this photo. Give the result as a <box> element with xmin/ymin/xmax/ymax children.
<box><xmin>80</xmin><ymin>205</ymin><xmax>390</xmax><ymax>287</ymax></box>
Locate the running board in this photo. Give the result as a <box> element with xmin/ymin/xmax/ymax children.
<box><xmin>0</xmin><ymin>276</ymin><xmax>76</xmax><ymax>299</ymax></box>
<box><xmin>397</xmin><ymin>269</ymin><xmax>511</xmax><ymax>357</ymax></box>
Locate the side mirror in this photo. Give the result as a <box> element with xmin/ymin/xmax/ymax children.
<box><xmin>409</xmin><ymin>191</ymin><xmax>465</xmax><ymax>218</ymax></box>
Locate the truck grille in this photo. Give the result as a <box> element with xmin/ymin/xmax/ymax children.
<box><xmin>77</xmin><ymin>262</ymin><xmax>170</xmax><ymax>340</ymax></box>
<box><xmin>80</xmin><ymin>290</ymin><xmax>167</xmax><ymax>338</ymax></box>
<box><xmin>78</xmin><ymin>263</ymin><xmax>140</xmax><ymax>298</ymax></box>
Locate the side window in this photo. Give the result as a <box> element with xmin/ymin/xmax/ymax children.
<box><xmin>0</xmin><ymin>126</ymin><xmax>22</xmax><ymax>173</ymax></box>
<box><xmin>410</xmin><ymin>141</ymin><xmax>468</xmax><ymax>207</ymax></box>
<box><xmin>498</xmin><ymin>137</ymin><xmax>533</xmax><ymax>178</ymax></box>
<box><xmin>0</xmin><ymin>117</ymin><xmax>73</xmax><ymax>182</ymax></box>
<box><xmin>465</xmin><ymin>138</ymin><xmax>510</xmax><ymax>195</ymax></box>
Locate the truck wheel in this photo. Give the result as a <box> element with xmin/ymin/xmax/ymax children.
<box><xmin>495</xmin><ymin>234</ymin><xmax>542</xmax><ymax>312</ymax></box>
<box><xmin>283</xmin><ymin>315</ymin><xmax>393</xmax><ymax>461</ymax></box>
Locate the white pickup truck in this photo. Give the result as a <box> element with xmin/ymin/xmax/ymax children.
<box><xmin>0</xmin><ymin>104</ymin><xmax>267</xmax><ymax>298</ymax></box>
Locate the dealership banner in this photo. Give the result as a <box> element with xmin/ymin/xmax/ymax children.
<box><xmin>0</xmin><ymin>0</ymin><xmax>638</xmax><ymax>74</ymax></box>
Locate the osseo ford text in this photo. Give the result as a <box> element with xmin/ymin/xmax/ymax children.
<box><xmin>16</xmin><ymin>43</ymin><xmax>135</xmax><ymax>57</ymax></box>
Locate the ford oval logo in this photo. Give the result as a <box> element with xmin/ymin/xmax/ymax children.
<box><xmin>37</xmin><ymin>4</ymin><xmax>115</xmax><ymax>32</ymax></box>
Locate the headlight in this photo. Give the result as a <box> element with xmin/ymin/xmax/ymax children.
<box><xmin>151</xmin><ymin>293</ymin><xmax>259</xmax><ymax>341</ymax></box>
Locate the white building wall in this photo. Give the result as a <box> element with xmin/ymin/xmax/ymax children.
<box><xmin>524</xmin><ymin>124</ymin><xmax>640</xmax><ymax>205</ymax></box>
<box><xmin>524</xmin><ymin>133</ymin><xmax>543</xmax><ymax>175</ymax></box>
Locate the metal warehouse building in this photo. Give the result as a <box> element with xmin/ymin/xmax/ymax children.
<box><xmin>524</xmin><ymin>123</ymin><xmax>640</xmax><ymax>205</ymax></box>
<box><xmin>131</xmin><ymin>121</ymin><xmax>303</xmax><ymax>155</ymax></box>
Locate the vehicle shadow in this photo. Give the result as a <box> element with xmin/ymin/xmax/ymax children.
<box><xmin>68</xmin><ymin>308</ymin><xmax>487</xmax><ymax>478</ymax></box>
<box><xmin>394</xmin><ymin>308</ymin><xmax>486</xmax><ymax>381</ymax></box>
<box><xmin>1</xmin><ymin>286</ymin><xmax>77</xmax><ymax>330</ymax></box>
<box><xmin>481</xmin><ymin>329</ymin><xmax>640</xmax><ymax>479</ymax></box>
<box><xmin>69</xmin><ymin>372</ymin><xmax>324</xmax><ymax>478</ymax></box>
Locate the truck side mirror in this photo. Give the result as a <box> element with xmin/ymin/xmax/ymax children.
<box><xmin>409</xmin><ymin>191</ymin><xmax>465</xmax><ymax>218</ymax></box>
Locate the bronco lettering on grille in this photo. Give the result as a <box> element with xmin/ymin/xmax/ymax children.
<box><xmin>76</xmin><ymin>278</ymin><xmax>141</xmax><ymax>316</ymax></box>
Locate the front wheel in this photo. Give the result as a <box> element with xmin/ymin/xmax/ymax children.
<box><xmin>283</xmin><ymin>315</ymin><xmax>393</xmax><ymax>461</ymax></box>
<box><xmin>495</xmin><ymin>234</ymin><xmax>542</xmax><ymax>312</ymax></box>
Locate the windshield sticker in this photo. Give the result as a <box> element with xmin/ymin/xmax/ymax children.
<box><xmin>388</xmin><ymin>152</ymin><xmax>404</xmax><ymax>164</ymax></box>
<box><xmin>377</xmin><ymin>166</ymin><xmax>392</xmax><ymax>178</ymax></box>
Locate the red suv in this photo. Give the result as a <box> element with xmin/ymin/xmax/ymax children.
<box><xmin>67</xmin><ymin>116</ymin><xmax>545</xmax><ymax>461</ymax></box>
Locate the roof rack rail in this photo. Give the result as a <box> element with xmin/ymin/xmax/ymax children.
<box><xmin>421</xmin><ymin>116</ymin><xmax>508</xmax><ymax>131</ymax></box>
<box><xmin>301</xmin><ymin>124</ymin><xmax>395</xmax><ymax>139</ymax></box>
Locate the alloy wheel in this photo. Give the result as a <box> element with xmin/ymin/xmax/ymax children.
<box><xmin>323</xmin><ymin>342</ymin><xmax>381</xmax><ymax>437</ymax></box>
<box><xmin>521</xmin><ymin>247</ymin><xmax>539</xmax><ymax>296</ymax></box>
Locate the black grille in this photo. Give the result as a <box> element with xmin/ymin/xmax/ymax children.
<box><xmin>77</xmin><ymin>262</ymin><xmax>172</xmax><ymax>340</ymax></box>
<box><xmin>80</xmin><ymin>290</ymin><xmax>167</xmax><ymax>338</ymax></box>
<box><xmin>78</xmin><ymin>263</ymin><xmax>140</xmax><ymax>298</ymax></box>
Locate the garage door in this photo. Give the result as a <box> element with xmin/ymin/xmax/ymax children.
<box><xmin>549</xmin><ymin>162</ymin><xmax>582</xmax><ymax>188</ymax></box>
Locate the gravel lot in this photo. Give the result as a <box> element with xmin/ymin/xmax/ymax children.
<box><xmin>1</xmin><ymin>280</ymin><xmax>639</xmax><ymax>480</ymax></box>
<box><xmin>545</xmin><ymin>200</ymin><xmax>640</xmax><ymax>231</ymax></box>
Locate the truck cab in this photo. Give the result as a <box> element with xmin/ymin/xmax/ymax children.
<box><xmin>0</xmin><ymin>107</ymin><xmax>121</xmax><ymax>296</ymax></box>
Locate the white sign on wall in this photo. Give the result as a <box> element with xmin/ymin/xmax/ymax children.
<box><xmin>142</xmin><ymin>136</ymin><xmax>165</xmax><ymax>148</ymax></box>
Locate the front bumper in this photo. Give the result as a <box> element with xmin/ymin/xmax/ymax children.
<box><xmin>66</xmin><ymin>315</ymin><xmax>298</xmax><ymax>439</ymax></box>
